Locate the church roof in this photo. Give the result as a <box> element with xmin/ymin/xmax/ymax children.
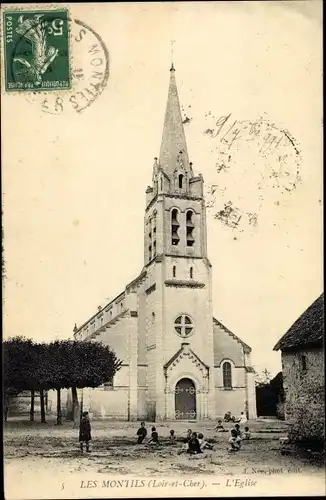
<box><xmin>159</xmin><ymin>65</ymin><xmax>193</xmax><ymax>178</ymax></box>
<box><xmin>213</xmin><ymin>317</ymin><xmax>252</xmax><ymax>354</ymax></box>
<box><xmin>273</xmin><ymin>293</ymin><xmax>324</xmax><ymax>351</ymax></box>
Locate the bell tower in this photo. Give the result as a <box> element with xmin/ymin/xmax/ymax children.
<box><xmin>143</xmin><ymin>65</ymin><xmax>215</xmax><ymax>421</ymax></box>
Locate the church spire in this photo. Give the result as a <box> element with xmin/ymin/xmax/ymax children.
<box><xmin>159</xmin><ymin>65</ymin><xmax>192</xmax><ymax>178</ymax></box>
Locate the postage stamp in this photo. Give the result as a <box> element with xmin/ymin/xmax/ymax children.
<box><xmin>3</xmin><ymin>9</ymin><xmax>71</xmax><ymax>92</ymax></box>
<box><xmin>8</xmin><ymin>16</ymin><xmax>110</xmax><ymax>115</ymax></box>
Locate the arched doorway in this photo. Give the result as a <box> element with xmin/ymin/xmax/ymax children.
<box><xmin>175</xmin><ymin>378</ymin><xmax>196</xmax><ymax>420</ymax></box>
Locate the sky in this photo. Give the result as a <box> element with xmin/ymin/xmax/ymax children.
<box><xmin>3</xmin><ymin>1</ymin><xmax>323</xmax><ymax>377</ymax></box>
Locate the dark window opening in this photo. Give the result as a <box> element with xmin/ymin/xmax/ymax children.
<box><xmin>153</xmin><ymin>240</ymin><xmax>156</xmax><ymax>256</ymax></box>
<box><xmin>178</xmin><ymin>174</ymin><xmax>184</xmax><ymax>189</ymax></box>
<box><xmin>223</xmin><ymin>362</ymin><xmax>232</xmax><ymax>389</ymax></box>
<box><xmin>173</xmin><ymin>266</ymin><xmax>176</xmax><ymax>278</ymax></box>
<box><xmin>171</xmin><ymin>209</ymin><xmax>180</xmax><ymax>246</ymax></box>
<box><xmin>300</xmin><ymin>354</ymin><xmax>307</xmax><ymax>371</ymax></box>
<box><xmin>186</xmin><ymin>210</ymin><xmax>195</xmax><ymax>227</ymax></box>
<box><xmin>186</xmin><ymin>225</ymin><xmax>195</xmax><ymax>247</ymax></box>
<box><xmin>190</xmin><ymin>267</ymin><xmax>193</xmax><ymax>279</ymax></box>
<box><xmin>171</xmin><ymin>209</ymin><xmax>179</xmax><ymax>225</ymax></box>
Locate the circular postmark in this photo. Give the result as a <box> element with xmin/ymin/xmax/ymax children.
<box><xmin>11</xmin><ymin>17</ymin><xmax>109</xmax><ymax>114</ymax></box>
<box><xmin>202</xmin><ymin>113</ymin><xmax>302</xmax><ymax>231</ymax></box>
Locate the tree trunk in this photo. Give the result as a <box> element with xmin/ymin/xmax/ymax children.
<box><xmin>56</xmin><ymin>388</ymin><xmax>62</xmax><ymax>425</ymax></box>
<box><xmin>72</xmin><ymin>386</ymin><xmax>79</xmax><ymax>428</ymax></box>
<box><xmin>30</xmin><ymin>390</ymin><xmax>35</xmax><ymax>422</ymax></box>
<box><xmin>4</xmin><ymin>393</ymin><xmax>9</xmax><ymax>422</ymax></box>
<box><xmin>40</xmin><ymin>389</ymin><xmax>47</xmax><ymax>423</ymax></box>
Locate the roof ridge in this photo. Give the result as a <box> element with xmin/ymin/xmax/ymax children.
<box><xmin>273</xmin><ymin>293</ymin><xmax>324</xmax><ymax>351</ymax></box>
<box><xmin>213</xmin><ymin>317</ymin><xmax>251</xmax><ymax>353</ymax></box>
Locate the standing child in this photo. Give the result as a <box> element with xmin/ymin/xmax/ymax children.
<box><xmin>136</xmin><ymin>422</ymin><xmax>147</xmax><ymax>444</ymax></box>
<box><xmin>79</xmin><ymin>411</ymin><xmax>91</xmax><ymax>452</ymax></box>
<box><xmin>148</xmin><ymin>426</ymin><xmax>160</xmax><ymax>444</ymax></box>
<box><xmin>228</xmin><ymin>429</ymin><xmax>242</xmax><ymax>452</ymax></box>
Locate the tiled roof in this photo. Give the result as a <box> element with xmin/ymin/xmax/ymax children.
<box><xmin>273</xmin><ymin>293</ymin><xmax>324</xmax><ymax>351</ymax></box>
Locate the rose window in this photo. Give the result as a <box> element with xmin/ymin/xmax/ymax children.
<box><xmin>174</xmin><ymin>314</ymin><xmax>194</xmax><ymax>338</ymax></box>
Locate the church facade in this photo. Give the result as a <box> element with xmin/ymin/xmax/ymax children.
<box><xmin>68</xmin><ymin>66</ymin><xmax>257</xmax><ymax>421</ymax></box>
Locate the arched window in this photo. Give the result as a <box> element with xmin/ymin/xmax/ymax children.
<box><xmin>223</xmin><ymin>362</ymin><xmax>232</xmax><ymax>389</ymax></box>
<box><xmin>173</xmin><ymin>265</ymin><xmax>176</xmax><ymax>278</ymax></box>
<box><xmin>178</xmin><ymin>174</ymin><xmax>184</xmax><ymax>189</ymax></box>
<box><xmin>186</xmin><ymin>210</ymin><xmax>195</xmax><ymax>247</ymax></box>
<box><xmin>171</xmin><ymin>209</ymin><xmax>180</xmax><ymax>246</ymax></box>
<box><xmin>190</xmin><ymin>267</ymin><xmax>193</xmax><ymax>279</ymax></box>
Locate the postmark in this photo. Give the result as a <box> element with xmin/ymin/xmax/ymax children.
<box><xmin>4</xmin><ymin>9</ymin><xmax>71</xmax><ymax>92</ymax></box>
<box><xmin>202</xmin><ymin>113</ymin><xmax>302</xmax><ymax>231</ymax></box>
<box><xmin>3</xmin><ymin>9</ymin><xmax>110</xmax><ymax>114</ymax></box>
<box><xmin>24</xmin><ymin>18</ymin><xmax>110</xmax><ymax>114</ymax></box>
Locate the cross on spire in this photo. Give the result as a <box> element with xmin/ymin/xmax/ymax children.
<box><xmin>170</xmin><ymin>40</ymin><xmax>175</xmax><ymax>71</ymax></box>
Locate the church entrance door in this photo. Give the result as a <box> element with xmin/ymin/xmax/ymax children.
<box><xmin>175</xmin><ymin>378</ymin><xmax>196</xmax><ymax>420</ymax></box>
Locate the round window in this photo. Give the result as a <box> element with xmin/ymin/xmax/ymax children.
<box><xmin>174</xmin><ymin>314</ymin><xmax>194</xmax><ymax>338</ymax></box>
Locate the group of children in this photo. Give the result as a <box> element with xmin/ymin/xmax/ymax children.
<box><xmin>136</xmin><ymin>422</ymin><xmax>214</xmax><ymax>454</ymax></box>
<box><xmin>228</xmin><ymin>423</ymin><xmax>251</xmax><ymax>452</ymax></box>
<box><xmin>78</xmin><ymin>411</ymin><xmax>251</xmax><ymax>454</ymax></box>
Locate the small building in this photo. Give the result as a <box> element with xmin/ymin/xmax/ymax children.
<box><xmin>273</xmin><ymin>293</ymin><xmax>324</xmax><ymax>444</ymax></box>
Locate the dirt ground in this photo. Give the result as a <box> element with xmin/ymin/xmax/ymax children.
<box><xmin>4</xmin><ymin>416</ymin><xmax>324</xmax><ymax>477</ymax></box>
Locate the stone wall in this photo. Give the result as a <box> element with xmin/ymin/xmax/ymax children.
<box><xmin>282</xmin><ymin>346</ymin><xmax>324</xmax><ymax>443</ymax></box>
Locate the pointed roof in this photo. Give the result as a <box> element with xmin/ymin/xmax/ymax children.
<box><xmin>274</xmin><ymin>293</ymin><xmax>324</xmax><ymax>351</ymax></box>
<box><xmin>159</xmin><ymin>65</ymin><xmax>192</xmax><ymax>177</ymax></box>
<box><xmin>163</xmin><ymin>342</ymin><xmax>209</xmax><ymax>376</ymax></box>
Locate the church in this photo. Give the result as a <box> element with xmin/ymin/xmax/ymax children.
<box><xmin>68</xmin><ymin>65</ymin><xmax>257</xmax><ymax>421</ymax></box>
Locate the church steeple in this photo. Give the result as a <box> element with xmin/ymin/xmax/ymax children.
<box><xmin>159</xmin><ymin>66</ymin><xmax>193</xmax><ymax>178</ymax></box>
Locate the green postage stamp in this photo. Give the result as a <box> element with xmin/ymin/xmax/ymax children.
<box><xmin>3</xmin><ymin>9</ymin><xmax>71</xmax><ymax>91</ymax></box>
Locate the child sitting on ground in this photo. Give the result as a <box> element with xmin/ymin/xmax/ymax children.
<box><xmin>215</xmin><ymin>419</ymin><xmax>227</xmax><ymax>432</ymax></box>
<box><xmin>184</xmin><ymin>428</ymin><xmax>192</xmax><ymax>443</ymax></box>
<box><xmin>228</xmin><ymin>428</ymin><xmax>242</xmax><ymax>452</ymax></box>
<box><xmin>239</xmin><ymin>411</ymin><xmax>247</xmax><ymax>424</ymax></box>
<box><xmin>243</xmin><ymin>426</ymin><xmax>251</xmax><ymax>439</ymax></box>
<box><xmin>169</xmin><ymin>429</ymin><xmax>176</xmax><ymax>444</ymax></box>
<box><xmin>234</xmin><ymin>424</ymin><xmax>242</xmax><ymax>437</ymax></box>
<box><xmin>187</xmin><ymin>432</ymin><xmax>203</xmax><ymax>455</ymax></box>
<box><xmin>136</xmin><ymin>421</ymin><xmax>147</xmax><ymax>444</ymax></box>
<box><xmin>198</xmin><ymin>432</ymin><xmax>214</xmax><ymax>450</ymax></box>
<box><xmin>224</xmin><ymin>411</ymin><xmax>233</xmax><ymax>422</ymax></box>
<box><xmin>79</xmin><ymin>411</ymin><xmax>91</xmax><ymax>452</ymax></box>
<box><xmin>148</xmin><ymin>426</ymin><xmax>160</xmax><ymax>444</ymax></box>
